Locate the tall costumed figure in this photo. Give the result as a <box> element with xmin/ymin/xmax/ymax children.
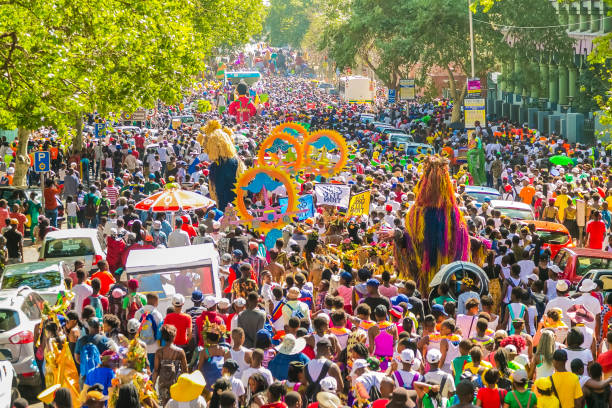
<box><xmin>399</xmin><ymin>155</ymin><xmax>470</xmax><ymax>294</ymax></box>
<box><xmin>228</xmin><ymin>83</ymin><xmax>256</xmax><ymax>124</ymax></box>
<box><xmin>466</xmin><ymin>131</ymin><xmax>486</xmax><ymax>186</ymax></box>
<box><xmin>203</xmin><ymin>120</ymin><xmax>246</xmax><ymax>212</ymax></box>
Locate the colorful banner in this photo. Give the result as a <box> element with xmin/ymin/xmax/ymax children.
<box><xmin>279</xmin><ymin>194</ymin><xmax>315</xmax><ymax>221</ymax></box>
<box><xmin>314</xmin><ymin>183</ymin><xmax>351</xmax><ymax>207</ymax></box>
<box><xmin>467</xmin><ymin>78</ymin><xmax>481</xmax><ymax>98</ymax></box>
<box><xmin>347</xmin><ymin>191</ymin><xmax>371</xmax><ymax>218</ymax></box>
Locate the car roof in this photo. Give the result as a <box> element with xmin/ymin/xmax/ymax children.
<box><xmin>0</xmin><ymin>287</ymin><xmax>33</xmax><ymax>307</ymax></box>
<box><xmin>389</xmin><ymin>133</ymin><xmax>410</xmax><ymax>138</ymax></box>
<box><xmin>558</xmin><ymin>247</ymin><xmax>612</xmax><ymax>258</ymax></box>
<box><xmin>4</xmin><ymin>260</ymin><xmax>63</xmax><ymax>275</ymax></box>
<box><xmin>489</xmin><ymin>200</ymin><xmax>532</xmax><ymax>210</ymax></box>
<box><xmin>44</xmin><ymin>228</ymin><xmax>99</xmax><ymax>240</ymax></box>
<box><xmin>586</xmin><ymin>269</ymin><xmax>612</xmax><ymax>276</ymax></box>
<box><xmin>522</xmin><ymin>220</ymin><xmax>569</xmax><ymax>233</ymax></box>
<box><xmin>464</xmin><ymin>186</ymin><xmax>500</xmax><ymax>194</ymax></box>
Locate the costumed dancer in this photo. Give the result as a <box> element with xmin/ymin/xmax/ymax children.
<box><xmin>109</xmin><ymin>334</ymin><xmax>158</xmax><ymax>408</ymax></box>
<box><xmin>228</xmin><ymin>83</ymin><xmax>257</xmax><ymax>124</ymax></box>
<box><xmin>202</xmin><ymin>120</ymin><xmax>246</xmax><ymax>212</ymax></box>
<box><xmin>400</xmin><ymin>155</ymin><xmax>470</xmax><ymax>295</ymax></box>
<box><xmin>36</xmin><ymin>292</ymin><xmax>81</xmax><ymax>408</ymax></box>
<box><xmin>467</xmin><ymin>131</ymin><xmax>486</xmax><ymax>186</ymax></box>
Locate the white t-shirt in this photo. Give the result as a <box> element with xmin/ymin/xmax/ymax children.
<box><xmin>565</xmin><ymin>348</ymin><xmax>593</xmax><ymax>371</ymax></box>
<box><xmin>544</xmin><ymin>296</ymin><xmax>574</xmax><ymax>327</ymax></box>
<box><xmin>575</xmin><ymin>293</ymin><xmax>602</xmax><ymax>332</ymax></box>
<box><xmin>73</xmin><ymin>283</ymin><xmax>93</xmax><ymax>316</ymax></box>
<box><xmin>456</xmin><ymin>314</ymin><xmax>479</xmax><ymax>339</ymax></box>
<box><xmin>168</xmin><ymin>229</ymin><xmax>191</xmax><ymax>248</ymax></box>
<box><xmin>241</xmin><ymin>366</ymin><xmax>273</xmax><ymax>388</ymax></box>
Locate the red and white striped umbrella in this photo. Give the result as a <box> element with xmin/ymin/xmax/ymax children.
<box><xmin>134</xmin><ymin>188</ymin><xmax>215</xmax><ymax>212</ymax></box>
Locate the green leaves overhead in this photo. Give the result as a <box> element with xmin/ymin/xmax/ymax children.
<box><xmin>0</xmin><ymin>0</ymin><xmax>264</xmax><ymax>131</ymax></box>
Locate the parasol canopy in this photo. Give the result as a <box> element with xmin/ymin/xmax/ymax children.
<box><xmin>135</xmin><ymin>188</ymin><xmax>215</xmax><ymax>212</ymax></box>
<box><xmin>549</xmin><ymin>155</ymin><xmax>574</xmax><ymax>166</ymax></box>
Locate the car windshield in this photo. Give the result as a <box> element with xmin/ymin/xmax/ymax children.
<box><xmin>44</xmin><ymin>238</ymin><xmax>95</xmax><ymax>258</ymax></box>
<box><xmin>535</xmin><ymin>230</ymin><xmax>570</xmax><ymax>245</ymax></box>
<box><xmin>496</xmin><ymin>208</ymin><xmax>534</xmax><ymax>220</ymax></box>
<box><xmin>2</xmin><ymin>270</ymin><xmax>61</xmax><ymax>290</ymax></box>
<box><xmin>0</xmin><ymin>310</ymin><xmax>19</xmax><ymax>332</ymax></box>
<box><xmin>577</xmin><ymin>257</ymin><xmax>612</xmax><ymax>276</ymax></box>
<box><xmin>467</xmin><ymin>191</ymin><xmax>500</xmax><ymax>203</ymax></box>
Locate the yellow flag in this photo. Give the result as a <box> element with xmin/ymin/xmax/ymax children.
<box><xmin>347</xmin><ymin>191</ymin><xmax>371</xmax><ymax>218</ymax></box>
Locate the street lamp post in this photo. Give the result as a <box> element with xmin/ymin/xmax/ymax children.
<box><xmin>468</xmin><ymin>0</ymin><xmax>476</xmax><ymax>78</ymax></box>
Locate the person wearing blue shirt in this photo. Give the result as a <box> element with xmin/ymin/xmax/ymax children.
<box><xmin>84</xmin><ymin>350</ymin><xmax>117</xmax><ymax>395</ymax></box>
<box><xmin>268</xmin><ymin>334</ymin><xmax>310</xmax><ymax>380</ymax></box>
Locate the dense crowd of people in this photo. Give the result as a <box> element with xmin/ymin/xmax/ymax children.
<box><xmin>5</xmin><ymin>48</ymin><xmax>612</xmax><ymax>408</ymax></box>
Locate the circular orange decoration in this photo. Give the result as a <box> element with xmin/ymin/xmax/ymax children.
<box><xmin>271</xmin><ymin>122</ymin><xmax>309</xmax><ymax>140</ymax></box>
<box><xmin>233</xmin><ymin>166</ymin><xmax>299</xmax><ymax>233</ymax></box>
<box><xmin>302</xmin><ymin>129</ymin><xmax>348</xmax><ymax>177</ymax></box>
<box><xmin>256</xmin><ymin>132</ymin><xmax>303</xmax><ymax>172</ymax></box>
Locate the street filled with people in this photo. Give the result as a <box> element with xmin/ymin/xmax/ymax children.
<box><xmin>4</xmin><ymin>48</ymin><xmax>612</xmax><ymax>408</ymax></box>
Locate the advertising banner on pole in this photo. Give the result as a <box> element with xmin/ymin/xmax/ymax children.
<box><xmin>464</xmin><ymin>98</ymin><xmax>486</xmax><ymax>129</ymax></box>
<box><xmin>399</xmin><ymin>79</ymin><xmax>416</xmax><ymax>100</ymax></box>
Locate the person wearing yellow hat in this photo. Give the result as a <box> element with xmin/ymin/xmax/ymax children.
<box><xmin>166</xmin><ymin>371</ymin><xmax>207</xmax><ymax>408</ymax></box>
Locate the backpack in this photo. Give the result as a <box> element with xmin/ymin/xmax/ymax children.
<box><xmin>127</xmin><ymin>293</ymin><xmax>143</xmax><ymax>320</ymax></box>
<box><xmin>507</xmin><ymin>304</ymin><xmax>526</xmax><ymax>335</ymax></box>
<box><xmin>84</xmin><ymin>194</ymin><xmax>97</xmax><ymax>219</ymax></box>
<box><xmin>304</xmin><ymin>359</ymin><xmax>331</xmax><ymax>403</ymax></box>
<box><xmin>88</xmin><ymin>295</ymin><xmax>103</xmax><ymax>319</ymax></box>
<box><xmin>98</xmin><ymin>198</ymin><xmax>110</xmax><ymax>217</ymax></box>
<box><xmin>460</xmin><ymin>366</ymin><xmax>485</xmax><ymax>389</ymax></box>
<box><xmin>285</xmin><ymin>301</ymin><xmax>305</xmax><ymax>319</ymax></box>
<box><xmin>79</xmin><ymin>340</ymin><xmax>101</xmax><ymax>377</ymax></box>
<box><xmin>139</xmin><ymin>313</ymin><xmax>160</xmax><ymax>346</ymax></box>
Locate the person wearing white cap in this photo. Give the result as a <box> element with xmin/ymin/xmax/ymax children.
<box><xmin>349</xmin><ymin>358</ymin><xmax>386</xmax><ymax>400</ymax></box>
<box><xmin>422</xmin><ymin>349</ymin><xmax>455</xmax><ymax>401</ymax></box>
<box><xmin>543</xmin><ymin>280</ymin><xmax>574</xmax><ymax>328</ymax></box>
<box><xmin>574</xmin><ymin>278</ymin><xmax>602</xmax><ymax>334</ymax></box>
<box><xmin>163</xmin><ymin>294</ymin><xmax>192</xmax><ymax>348</ymax></box>
<box><xmin>386</xmin><ymin>349</ymin><xmax>422</xmax><ymax>389</ymax></box>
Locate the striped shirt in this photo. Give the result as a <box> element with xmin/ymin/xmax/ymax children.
<box><xmin>104</xmin><ymin>186</ymin><xmax>120</xmax><ymax>206</ymax></box>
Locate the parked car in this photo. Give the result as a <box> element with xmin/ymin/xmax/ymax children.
<box><xmin>521</xmin><ymin>221</ymin><xmax>574</xmax><ymax>258</ymax></box>
<box><xmin>488</xmin><ymin>200</ymin><xmax>535</xmax><ymax>220</ymax></box>
<box><xmin>575</xmin><ymin>269</ymin><xmax>612</xmax><ymax>297</ymax></box>
<box><xmin>404</xmin><ymin>143</ymin><xmax>435</xmax><ymax>157</ymax></box>
<box><xmin>388</xmin><ymin>133</ymin><xmax>414</xmax><ymax>148</ymax></box>
<box><xmin>553</xmin><ymin>247</ymin><xmax>612</xmax><ymax>284</ymax></box>
<box><xmin>39</xmin><ymin>228</ymin><xmax>105</xmax><ymax>272</ymax></box>
<box><xmin>360</xmin><ymin>114</ymin><xmax>376</xmax><ymax>124</ymax></box>
<box><xmin>464</xmin><ymin>186</ymin><xmax>501</xmax><ymax>206</ymax></box>
<box><xmin>0</xmin><ymin>287</ymin><xmax>44</xmax><ymax>387</ymax></box>
<box><xmin>0</xmin><ymin>261</ymin><xmax>69</xmax><ymax>305</ymax></box>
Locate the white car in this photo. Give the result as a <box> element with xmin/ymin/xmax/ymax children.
<box><xmin>0</xmin><ymin>358</ymin><xmax>18</xmax><ymax>408</ymax></box>
<box><xmin>0</xmin><ymin>261</ymin><xmax>69</xmax><ymax>305</ymax></box>
<box><xmin>488</xmin><ymin>200</ymin><xmax>535</xmax><ymax>220</ymax></box>
<box><xmin>0</xmin><ymin>287</ymin><xmax>44</xmax><ymax>387</ymax></box>
<box><xmin>39</xmin><ymin>228</ymin><xmax>105</xmax><ymax>272</ymax></box>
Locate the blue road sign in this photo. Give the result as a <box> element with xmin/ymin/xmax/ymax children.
<box><xmin>34</xmin><ymin>151</ymin><xmax>50</xmax><ymax>173</ymax></box>
<box><xmin>388</xmin><ymin>89</ymin><xmax>396</xmax><ymax>103</ymax></box>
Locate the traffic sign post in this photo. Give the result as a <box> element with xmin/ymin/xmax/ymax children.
<box><xmin>388</xmin><ymin>89</ymin><xmax>396</xmax><ymax>104</ymax></box>
<box><xmin>34</xmin><ymin>151</ymin><xmax>50</xmax><ymax>173</ymax></box>
<box><xmin>34</xmin><ymin>151</ymin><xmax>50</xmax><ymax>211</ymax></box>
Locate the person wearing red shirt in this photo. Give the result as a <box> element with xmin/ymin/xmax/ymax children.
<box><xmin>90</xmin><ymin>260</ymin><xmax>116</xmax><ymax>296</ymax></box>
<box><xmin>586</xmin><ymin>210</ymin><xmax>606</xmax><ymax>249</ymax></box>
<box><xmin>195</xmin><ymin>300</ymin><xmax>225</xmax><ymax>347</ymax></box>
<box><xmin>228</xmin><ymin>84</ymin><xmax>256</xmax><ymax>124</ymax></box>
<box><xmin>476</xmin><ymin>369</ymin><xmax>507</xmax><ymax>408</ymax></box>
<box><xmin>164</xmin><ymin>294</ymin><xmax>192</xmax><ymax>347</ymax></box>
<box><xmin>597</xmin><ymin>331</ymin><xmax>612</xmax><ymax>379</ymax></box>
<box><xmin>9</xmin><ymin>204</ymin><xmax>26</xmax><ymax>236</ymax></box>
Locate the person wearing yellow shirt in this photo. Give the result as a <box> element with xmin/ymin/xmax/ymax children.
<box><xmin>554</xmin><ymin>189</ymin><xmax>570</xmax><ymax>222</ymax></box>
<box><xmin>549</xmin><ymin>349</ymin><xmax>583</xmax><ymax>408</ymax></box>
<box><xmin>462</xmin><ymin>346</ymin><xmax>492</xmax><ymax>385</ymax></box>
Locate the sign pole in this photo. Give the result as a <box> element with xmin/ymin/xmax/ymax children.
<box><xmin>40</xmin><ymin>172</ymin><xmax>45</xmax><ymax>212</ymax></box>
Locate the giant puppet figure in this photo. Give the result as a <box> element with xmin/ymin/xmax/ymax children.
<box><xmin>228</xmin><ymin>83</ymin><xmax>256</xmax><ymax>124</ymax></box>
<box><xmin>396</xmin><ymin>155</ymin><xmax>470</xmax><ymax>294</ymax></box>
<box><xmin>467</xmin><ymin>131</ymin><xmax>486</xmax><ymax>186</ymax></box>
<box><xmin>202</xmin><ymin>120</ymin><xmax>245</xmax><ymax>212</ymax></box>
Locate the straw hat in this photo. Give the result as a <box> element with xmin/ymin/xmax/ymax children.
<box><xmin>317</xmin><ymin>392</ymin><xmax>341</xmax><ymax>408</ymax></box>
<box><xmin>169</xmin><ymin>371</ymin><xmax>206</xmax><ymax>402</ymax></box>
<box><xmin>275</xmin><ymin>334</ymin><xmax>306</xmax><ymax>355</ymax></box>
<box><xmin>38</xmin><ymin>384</ymin><xmax>61</xmax><ymax>404</ymax></box>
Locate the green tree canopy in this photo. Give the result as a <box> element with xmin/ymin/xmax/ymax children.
<box><xmin>265</xmin><ymin>0</ymin><xmax>313</xmax><ymax>48</ymax></box>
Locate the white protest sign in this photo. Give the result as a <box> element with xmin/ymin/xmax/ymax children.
<box><xmin>314</xmin><ymin>183</ymin><xmax>351</xmax><ymax>208</ymax></box>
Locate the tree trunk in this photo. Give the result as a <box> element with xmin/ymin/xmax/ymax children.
<box><xmin>73</xmin><ymin>113</ymin><xmax>83</xmax><ymax>154</ymax></box>
<box><xmin>13</xmin><ymin>128</ymin><xmax>30</xmax><ymax>187</ymax></box>
<box><xmin>446</xmin><ymin>67</ymin><xmax>467</xmax><ymax>123</ymax></box>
